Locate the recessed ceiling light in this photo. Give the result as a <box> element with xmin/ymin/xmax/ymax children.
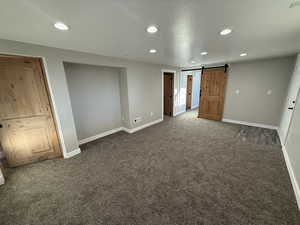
<box><xmin>147</xmin><ymin>26</ymin><xmax>158</xmax><ymax>34</ymax></box>
<box><xmin>220</xmin><ymin>28</ymin><xmax>232</xmax><ymax>36</ymax></box>
<box><xmin>54</xmin><ymin>22</ymin><xmax>69</xmax><ymax>31</ymax></box>
<box><xmin>201</xmin><ymin>51</ymin><xmax>208</xmax><ymax>56</ymax></box>
<box><xmin>240</xmin><ymin>53</ymin><xmax>247</xmax><ymax>57</ymax></box>
<box><xmin>149</xmin><ymin>49</ymin><xmax>157</xmax><ymax>53</ymax></box>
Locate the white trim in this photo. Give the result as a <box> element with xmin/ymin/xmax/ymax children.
<box><xmin>277</xmin><ymin>128</ymin><xmax>285</xmax><ymax>146</ymax></box>
<box><xmin>161</xmin><ymin>69</ymin><xmax>177</xmax><ymax>117</ymax></box>
<box><xmin>281</xmin><ymin>145</ymin><xmax>300</xmax><ymax>209</ymax></box>
<box><xmin>222</xmin><ymin>118</ymin><xmax>278</xmax><ymax>130</ymax></box>
<box><xmin>77</xmin><ymin>119</ymin><xmax>163</xmax><ymax>145</ymax></box>
<box><xmin>122</xmin><ymin>127</ymin><xmax>132</xmax><ymax>133</ymax></box>
<box><xmin>41</xmin><ymin>58</ymin><xmax>68</xmax><ymax>158</ymax></box>
<box><xmin>174</xmin><ymin>109</ymin><xmax>186</xmax><ymax>116</ymax></box>
<box><xmin>78</xmin><ymin>127</ymin><xmax>123</xmax><ymax>145</ymax></box>
<box><xmin>0</xmin><ymin>168</ymin><xmax>4</xmax><ymax>185</ymax></box>
<box><xmin>122</xmin><ymin>119</ymin><xmax>163</xmax><ymax>134</ymax></box>
<box><xmin>64</xmin><ymin>148</ymin><xmax>81</xmax><ymax>159</ymax></box>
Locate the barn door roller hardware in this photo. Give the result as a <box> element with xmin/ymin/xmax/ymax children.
<box><xmin>182</xmin><ymin>64</ymin><xmax>229</xmax><ymax>74</ymax></box>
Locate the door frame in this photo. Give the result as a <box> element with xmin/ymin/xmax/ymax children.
<box><xmin>0</xmin><ymin>53</ymin><xmax>65</xmax><ymax>158</ymax></box>
<box><xmin>161</xmin><ymin>69</ymin><xmax>176</xmax><ymax>119</ymax></box>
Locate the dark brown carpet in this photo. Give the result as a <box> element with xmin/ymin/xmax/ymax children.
<box><xmin>0</xmin><ymin>110</ymin><xmax>299</xmax><ymax>225</ymax></box>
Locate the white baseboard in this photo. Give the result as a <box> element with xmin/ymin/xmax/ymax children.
<box><xmin>222</xmin><ymin>118</ymin><xmax>278</xmax><ymax>130</ymax></box>
<box><xmin>79</xmin><ymin>127</ymin><xmax>123</xmax><ymax>145</ymax></box>
<box><xmin>122</xmin><ymin>127</ymin><xmax>132</xmax><ymax>133</ymax></box>
<box><xmin>76</xmin><ymin>119</ymin><xmax>163</xmax><ymax>146</ymax></box>
<box><xmin>64</xmin><ymin>148</ymin><xmax>81</xmax><ymax>159</ymax></box>
<box><xmin>123</xmin><ymin>119</ymin><xmax>163</xmax><ymax>134</ymax></box>
<box><xmin>281</xmin><ymin>145</ymin><xmax>300</xmax><ymax>210</ymax></box>
<box><xmin>174</xmin><ymin>110</ymin><xmax>186</xmax><ymax>117</ymax></box>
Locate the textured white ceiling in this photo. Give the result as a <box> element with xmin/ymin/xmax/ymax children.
<box><xmin>0</xmin><ymin>0</ymin><xmax>300</xmax><ymax>67</ymax></box>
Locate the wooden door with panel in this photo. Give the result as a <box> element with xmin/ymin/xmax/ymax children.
<box><xmin>163</xmin><ymin>73</ymin><xmax>174</xmax><ymax>116</ymax></box>
<box><xmin>198</xmin><ymin>68</ymin><xmax>228</xmax><ymax>121</ymax></box>
<box><xmin>0</xmin><ymin>55</ymin><xmax>61</xmax><ymax>167</ymax></box>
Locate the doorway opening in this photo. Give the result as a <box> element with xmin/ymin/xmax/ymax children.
<box><xmin>0</xmin><ymin>54</ymin><xmax>62</xmax><ymax>167</ymax></box>
<box><xmin>181</xmin><ymin>65</ymin><xmax>228</xmax><ymax>120</ymax></box>
<box><xmin>163</xmin><ymin>72</ymin><xmax>174</xmax><ymax>117</ymax></box>
<box><xmin>180</xmin><ymin>70</ymin><xmax>201</xmax><ymax>115</ymax></box>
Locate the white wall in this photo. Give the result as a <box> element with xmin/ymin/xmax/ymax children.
<box><xmin>279</xmin><ymin>54</ymin><xmax>300</xmax><ymax>144</ymax></box>
<box><xmin>223</xmin><ymin>56</ymin><xmax>295</xmax><ymax>126</ymax></box>
<box><xmin>64</xmin><ymin>63</ymin><xmax>122</xmax><ymax>141</ymax></box>
<box><xmin>119</xmin><ymin>68</ymin><xmax>131</xmax><ymax>128</ymax></box>
<box><xmin>284</xmin><ymin>87</ymin><xmax>300</xmax><ymax>207</ymax></box>
<box><xmin>0</xmin><ymin>39</ymin><xmax>179</xmax><ymax>155</ymax></box>
<box><xmin>279</xmin><ymin>53</ymin><xmax>300</xmax><ymax>207</ymax></box>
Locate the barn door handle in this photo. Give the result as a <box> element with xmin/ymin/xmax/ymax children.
<box><xmin>0</xmin><ymin>124</ymin><xmax>2</xmax><ymax>128</ymax></box>
<box><xmin>288</xmin><ymin>107</ymin><xmax>294</xmax><ymax>110</ymax></box>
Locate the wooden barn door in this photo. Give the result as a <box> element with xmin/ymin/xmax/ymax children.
<box><xmin>164</xmin><ymin>72</ymin><xmax>174</xmax><ymax>116</ymax></box>
<box><xmin>0</xmin><ymin>55</ymin><xmax>62</xmax><ymax>167</ymax></box>
<box><xmin>198</xmin><ymin>68</ymin><xmax>228</xmax><ymax>121</ymax></box>
<box><xmin>186</xmin><ymin>75</ymin><xmax>193</xmax><ymax>110</ymax></box>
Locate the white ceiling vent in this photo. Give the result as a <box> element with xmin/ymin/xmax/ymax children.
<box><xmin>290</xmin><ymin>1</ymin><xmax>300</xmax><ymax>8</ymax></box>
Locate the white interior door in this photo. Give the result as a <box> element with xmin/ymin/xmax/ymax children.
<box><xmin>279</xmin><ymin>55</ymin><xmax>300</xmax><ymax>145</ymax></box>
